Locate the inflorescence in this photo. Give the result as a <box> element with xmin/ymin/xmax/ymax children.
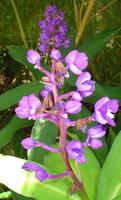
<box><xmin>15</xmin><ymin>5</ymin><xmax>119</xmax><ymax>191</ymax></box>
<box><xmin>38</xmin><ymin>5</ymin><xmax>70</xmax><ymax>55</ymax></box>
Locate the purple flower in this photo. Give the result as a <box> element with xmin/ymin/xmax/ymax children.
<box><xmin>27</xmin><ymin>49</ymin><xmax>41</xmax><ymax>65</ymax></box>
<box><xmin>15</xmin><ymin>94</ymin><xmax>41</xmax><ymax>119</ymax></box>
<box><xmin>38</xmin><ymin>5</ymin><xmax>70</xmax><ymax>54</ymax></box>
<box><xmin>22</xmin><ymin>162</ymin><xmax>41</xmax><ymax>172</ymax></box>
<box><xmin>66</xmin><ymin>140</ymin><xmax>86</xmax><ymax>163</ymax></box>
<box><xmin>94</xmin><ymin>97</ymin><xmax>119</xmax><ymax>126</ymax></box>
<box><xmin>64</xmin><ymin>100</ymin><xmax>82</xmax><ymax>114</ymax></box>
<box><xmin>22</xmin><ymin>162</ymin><xmax>48</xmax><ymax>182</ymax></box>
<box><xmin>65</xmin><ymin>50</ymin><xmax>88</xmax><ymax>75</ymax></box>
<box><xmin>21</xmin><ymin>137</ymin><xmax>36</xmax><ymax>149</ymax></box>
<box><xmin>87</xmin><ymin>125</ymin><xmax>106</xmax><ymax>139</ymax></box>
<box><xmin>50</xmin><ymin>49</ymin><xmax>62</xmax><ymax>60</ymax></box>
<box><xmin>72</xmin><ymin>91</ymin><xmax>83</xmax><ymax>101</ymax></box>
<box><xmin>40</xmin><ymin>90</ymin><xmax>50</xmax><ymax>98</ymax></box>
<box><xmin>88</xmin><ymin>139</ymin><xmax>103</xmax><ymax>149</ymax></box>
<box><xmin>36</xmin><ymin>168</ymin><xmax>48</xmax><ymax>182</ymax></box>
<box><xmin>76</xmin><ymin>72</ymin><xmax>95</xmax><ymax>97</ymax></box>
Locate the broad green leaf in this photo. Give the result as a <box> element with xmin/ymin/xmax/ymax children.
<box><xmin>45</xmin><ymin>148</ymin><xmax>101</xmax><ymax>200</ymax></box>
<box><xmin>80</xmin><ymin>28</ymin><xmax>121</xmax><ymax>59</ymax></box>
<box><xmin>0</xmin><ymin>116</ymin><xmax>33</xmax><ymax>149</ymax></box>
<box><xmin>0</xmin><ymin>154</ymin><xmax>81</xmax><ymax>200</ymax></box>
<box><xmin>8</xmin><ymin>45</ymin><xmax>42</xmax><ymax>79</ymax></box>
<box><xmin>97</xmin><ymin>131</ymin><xmax>121</xmax><ymax>200</ymax></box>
<box><xmin>0</xmin><ymin>82</ymin><xmax>42</xmax><ymax>111</ymax></box>
<box><xmin>113</xmin><ymin>195</ymin><xmax>121</xmax><ymax>200</ymax></box>
<box><xmin>28</xmin><ymin>119</ymin><xmax>59</xmax><ymax>163</ymax></box>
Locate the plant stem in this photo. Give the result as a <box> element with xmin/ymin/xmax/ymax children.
<box><xmin>73</xmin><ymin>0</ymin><xmax>79</xmax><ymax>30</ymax></box>
<box><xmin>59</xmin><ymin>115</ymin><xmax>88</xmax><ymax>196</ymax></box>
<box><xmin>10</xmin><ymin>0</ymin><xmax>28</xmax><ymax>48</ymax></box>
<box><xmin>75</xmin><ymin>0</ymin><xmax>96</xmax><ymax>45</ymax></box>
<box><xmin>51</xmin><ymin>60</ymin><xmax>58</xmax><ymax>103</ymax></box>
<box><xmin>36</xmin><ymin>142</ymin><xmax>60</xmax><ymax>153</ymax></box>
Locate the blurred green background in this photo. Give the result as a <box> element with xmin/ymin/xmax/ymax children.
<box><xmin>0</xmin><ymin>0</ymin><xmax>121</xmax><ymax>93</ymax></box>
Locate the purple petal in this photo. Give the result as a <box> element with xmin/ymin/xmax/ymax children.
<box><xmin>76</xmin><ymin>72</ymin><xmax>91</xmax><ymax>88</ymax></box>
<box><xmin>67</xmin><ymin>140</ymin><xmax>82</xmax><ymax>159</ymax></box>
<box><xmin>29</xmin><ymin>94</ymin><xmax>41</xmax><ymax>110</ymax></box>
<box><xmin>27</xmin><ymin>50</ymin><xmax>41</xmax><ymax>65</ymax></box>
<box><xmin>87</xmin><ymin>125</ymin><xmax>106</xmax><ymax>138</ymax></box>
<box><xmin>50</xmin><ymin>49</ymin><xmax>62</xmax><ymax>60</ymax></box>
<box><xmin>36</xmin><ymin>168</ymin><xmax>48</xmax><ymax>182</ymax></box>
<box><xmin>15</xmin><ymin>107</ymin><xmax>30</xmax><ymax>119</ymax></box>
<box><xmin>94</xmin><ymin>110</ymin><xmax>108</xmax><ymax>124</ymax></box>
<box><xmin>74</xmin><ymin>52</ymin><xmax>88</xmax><ymax>70</ymax></box>
<box><xmin>94</xmin><ymin>97</ymin><xmax>109</xmax><ymax>111</ymax></box>
<box><xmin>19</xmin><ymin>96</ymin><xmax>29</xmax><ymax>107</ymax></box>
<box><xmin>65</xmin><ymin>100</ymin><xmax>82</xmax><ymax>114</ymax></box>
<box><xmin>89</xmin><ymin>139</ymin><xmax>103</xmax><ymax>149</ymax></box>
<box><xmin>72</xmin><ymin>91</ymin><xmax>83</xmax><ymax>101</ymax></box>
<box><xmin>21</xmin><ymin>137</ymin><xmax>36</xmax><ymax>149</ymax></box>
<box><xmin>22</xmin><ymin>162</ymin><xmax>40</xmax><ymax>172</ymax></box>
<box><xmin>107</xmin><ymin>99</ymin><xmax>119</xmax><ymax>113</ymax></box>
<box><xmin>69</xmin><ymin>64</ymin><xmax>82</xmax><ymax>75</ymax></box>
<box><xmin>65</xmin><ymin>50</ymin><xmax>78</xmax><ymax>65</ymax></box>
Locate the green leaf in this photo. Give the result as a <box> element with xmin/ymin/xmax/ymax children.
<box><xmin>0</xmin><ymin>154</ymin><xmax>81</xmax><ymax>200</ymax></box>
<box><xmin>97</xmin><ymin>131</ymin><xmax>121</xmax><ymax>200</ymax></box>
<box><xmin>87</xmin><ymin>83</ymin><xmax>121</xmax><ymax>103</ymax></box>
<box><xmin>113</xmin><ymin>194</ymin><xmax>121</xmax><ymax>200</ymax></box>
<box><xmin>45</xmin><ymin>148</ymin><xmax>101</xmax><ymax>200</ymax></box>
<box><xmin>80</xmin><ymin>28</ymin><xmax>121</xmax><ymax>59</ymax></box>
<box><xmin>8</xmin><ymin>45</ymin><xmax>42</xmax><ymax>79</ymax></box>
<box><xmin>73</xmin><ymin>148</ymin><xmax>101</xmax><ymax>200</ymax></box>
<box><xmin>28</xmin><ymin>119</ymin><xmax>59</xmax><ymax>163</ymax></box>
<box><xmin>0</xmin><ymin>82</ymin><xmax>42</xmax><ymax>111</ymax></box>
<box><xmin>0</xmin><ymin>116</ymin><xmax>33</xmax><ymax>149</ymax></box>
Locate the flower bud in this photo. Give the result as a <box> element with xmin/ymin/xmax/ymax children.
<box><xmin>87</xmin><ymin>125</ymin><xmax>106</xmax><ymax>139</ymax></box>
<box><xmin>21</xmin><ymin>137</ymin><xmax>36</xmax><ymax>149</ymax></box>
<box><xmin>89</xmin><ymin>138</ymin><xmax>103</xmax><ymax>149</ymax></box>
<box><xmin>72</xmin><ymin>91</ymin><xmax>83</xmax><ymax>101</ymax></box>
<box><xmin>65</xmin><ymin>100</ymin><xmax>82</xmax><ymax>114</ymax></box>
<box><xmin>22</xmin><ymin>162</ymin><xmax>40</xmax><ymax>172</ymax></box>
<box><xmin>27</xmin><ymin>49</ymin><xmax>41</xmax><ymax>65</ymax></box>
<box><xmin>40</xmin><ymin>90</ymin><xmax>50</xmax><ymax>98</ymax></box>
<box><xmin>36</xmin><ymin>168</ymin><xmax>48</xmax><ymax>182</ymax></box>
<box><xmin>67</xmin><ymin>140</ymin><xmax>86</xmax><ymax>163</ymax></box>
<box><xmin>50</xmin><ymin>49</ymin><xmax>62</xmax><ymax>60</ymax></box>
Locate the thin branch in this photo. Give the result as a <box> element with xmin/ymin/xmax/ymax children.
<box><xmin>73</xmin><ymin>0</ymin><xmax>79</xmax><ymax>30</ymax></box>
<box><xmin>75</xmin><ymin>0</ymin><xmax>96</xmax><ymax>45</ymax></box>
<box><xmin>10</xmin><ymin>0</ymin><xmax>28</xmax><ymax>48</ymax></box>
<box><xmin>59</xmin><ymin>115</ymin><xmax>88</xmax><ymax>197</ymax></box>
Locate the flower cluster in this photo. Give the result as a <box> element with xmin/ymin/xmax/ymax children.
<box><xmin>15</xmin><ymin>47</ymin><xmax>119</xmax><ymax>182</ymax></box>
<box><xmin>38</xmin><ymin>5</ymin><xmax>70</xmax><ymax>54</ymax></box>
<box><xmin>15</xmin><ymin>5</ymin><xmax>119</xmax><ymax>188</ymax></box>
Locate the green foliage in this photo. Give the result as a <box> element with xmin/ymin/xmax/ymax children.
<box><xmin>0</xmin><ymin>115</ymin><xmax>33</xmax><ymax>149</ymax></box>
<box><xmin>97</xmin><ymin>131</ymin><xmax>121</xmax><ymax>200</ymax></box>
<box><xmin>45</xmin><ymin>148</ymin><xmax>101</xmax><ymax>200</ymax></box>
<box><xmin>80</xmin><ymin>28</ymin><xmax>121</xmax><ymax>59</ymax></box>
<box><xmin>0</xmin><ymin>82</ymin><xmax>42</xmax><ymax>111</ymax></box>
<box><xmin>28</xmin><ymin>119</ymin><xmax>59</xmax><ymax>163</ymax></box>
<box><xmin>0</xmin><ymin>154</ymin><xmax>81</xmax><ymax>200</ymax></box>
<box><xmin>8</xmin><ymin>45</ymin><xmax>42</xmax><ymax>79</ymax></box>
